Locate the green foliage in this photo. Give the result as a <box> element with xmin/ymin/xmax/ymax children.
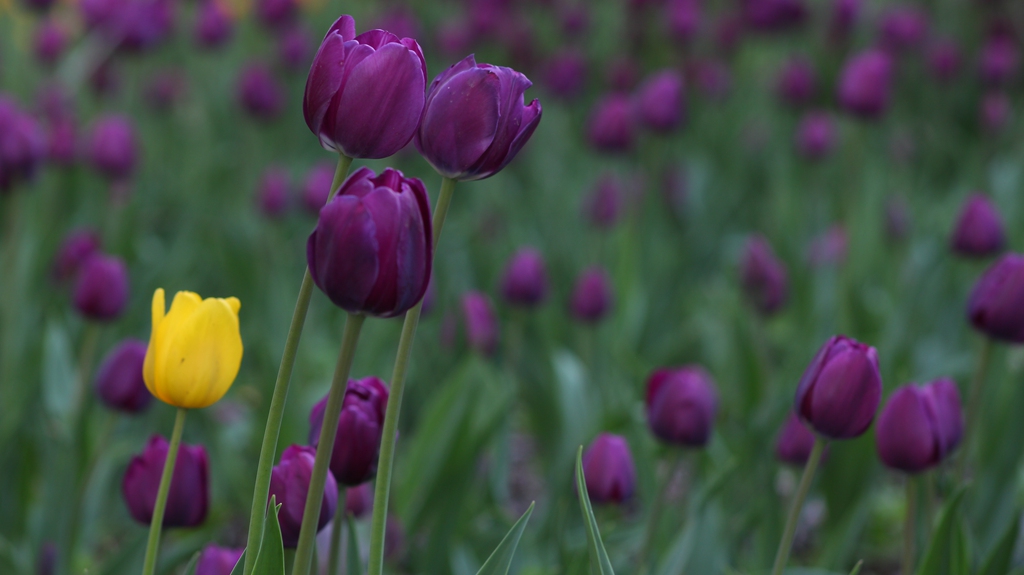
<box><xmin>252</xmin><ymin>498</ymin><xmax>284</xmax><ymax>575</ymax></box>
<box><xmin>977</xmin><ymin>514</ymin><xmax>1020</xmax><ymax>575</ymax></box>
<box><xmin>575</xmin><ymin>447</ymin><xmax>615</xmax><ymax>575</ymax></box>
<box><xmin>475</xmin><ymin>502</ymin><xmax>535</xmax><ymax>575</ymax></box>
<box><xmin>916</xmin><ymin>489</ymin><xmax>970</xmax><ymax>575</ymax></box>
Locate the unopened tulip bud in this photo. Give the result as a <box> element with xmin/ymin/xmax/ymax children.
<box><xmin>583</xmin><ymin>174</ymin><xmax>625</xmax><ymax>229</ymax></box>
<box><xmin>346</xmin><ymin>483</ymin><xmax>373</xmax><ymax>518</ymax></box>
<box><xmin>645</xmin><ymin>366</ymin><xmax>718</xmax><ymax>447</ymax></box>
<box><xmin>795</xmin><ymin>111</ymin><xmax>836</xmax><ymax>160</ymax></box>
<box><xmin>462</xmin><ymin>291</ymin><xmax>499</xmax><ymax>356</ymax></box>
<box><xmin>666</xmin><ymin>0</ymin><xmax>701</xmax><ymax>44</ymax></box>
<box><xmin>795</xmin><ymin>335</ymin><xmax>882</xmax><ymax>439</ymax></box>
<box><xmin>501</xmin><ymin>248</ymin><xmax>548</xmax><ymax>308</ymax></box>
<box><xmin>570</xmin><ymin>267</ymin><xmax>613</xmax><ymax>323</ymax></box>
<box><xmin>741</xmin><ymin>235</ymin><xmax>788</xmax><ymax>315</ymax></box>
<box><xmin>837</xmin><ymin>49</ymin><xmax>892</xmax><ymax>119</ymax></box>
<box><xmin>980</xmin><ymin>36</ymin><xmax>1018</xmax><ymax>86</ymax></box>
<box><xmin>122</xmin><ymin>435</ymin><xmax>209</xmax><ymax>527</ymax></box>
<box><xmin>52</xmin><ymin>228</ymin><xmax>101</xmax><ymax>282</ymax></box>
<box><xmin>300</xmin><ymin>162</ymin><xmax>335</xmax><ymax>214</ymax></box>
<box><xmin>980</xmin><ymin>92</ymin><xmax>1012</xmax><ymax>133</ymax></box>
<box><xmin>196</xmin><ymin>545</ymin><xmax>244</xmax><ymax>575</ymax></box>
<box><xmin>194</xmin><ymin>0</ymin><xmax>233</xmax><ymax>49</ymax></box>
<box><xmin>967</xmin><ymin>253</ymin><xmax>1024</xmax><ymax>343</ymax></box>
<box><xmin>775</xmin><ymin>413</ymin><xmax>818</xmax><ymax>466</ymax></box>
<box><xmin>33</xmin><ymin>19</ymin><xmax>68</xmax><ymax>66</ymax></box>
<box><xmin>309</xmin><ymin>377</ymin><xmax>389</xmax><ymax>485</ymax></box>
<box><xmin>582</xmin><ymin>433</ymin><xmax>636</xmax><ymax>504</ymax></box>
<box><xmin>950</xmin><ymin>194</ymin><xmax>1005</xmax><ymax>258</ymax></box>
<box><xmin>587</xmin><ymin>94</ymin><xmax>635</xmax><ymax>153</ymax></box>
<box><xmin>87</xmin><ymin>114</ymin><xmax>137</xmax><ymax>180</ymax></box>
<box><xmin>270</xmin><ymin>445</ymin><xmax>338</xmax><ymax>548</ymax></box>
<box><xmin>0</xmin><ymin>97</ymin><xmax>47</xmax><ymax>192</ymax></box>
<box><xmin>95</xmin><ymin>339</ymin><xmax>151</xmax><ymax>413</ymax></box>
<box><xmin>876</xmin><ymin>379</ymin><xmax>962</xmax><ymax>473</ymax></box>
<box><xmin>255</xmin><ymin>0</ymin><xmax>297</xmax><ymax>31</ymax></box>
<box><xmin>278</xmin><ymin>26</ymin><xmax>312</xmax><ymax>72</ymax></box>
<box><xmin>541</xmin><ymin>49</ymin><xmax>588</xmax><ymax>100</ymax></box>
<box><xmin>807</xmin><ymin>226</ymin><xmax>847</xmax><ymax>268</ymax></box>
<box><xmin>73</xmin><ymin>254</ymin><xmax>129</xmax><ymax>321</ymax></box>
<box><xmin>878</xmin><ymin>7</ymin><xmax>928</xmax><ymax>53</ymax></box>
<box><xmin>633</xmin><ymin>70</ymin><xmax>685</xmax><ymax>133</ymax></box>
<box><xmin>238</xmin><ymin>63</ymin><xmax>285</xmax><ymax>121</ymax></box>
<box><xmin>257</xmin><ymin>167</ymin><xmax>290</xmax><ymax>218</ymax></box>
<box><xmin>776</xmin><ymin>57</ymin><xmax>816</xmax><ymax>108</ymax></box>
<box><xmin>927</xmin><ymin>39</ymin><xmax>961</xmax><ymax>83</ymax></box>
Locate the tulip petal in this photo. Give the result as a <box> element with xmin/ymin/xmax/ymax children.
<box><xmin>143</xmin><ymin>288</ymin><xmax>166</xmax><ymax>396</ymax></box>
<box><xmin>303</xmin><ymin>33</ymin><xmax>347</xmax><ymax>148</ymax></box>
<box><xmin>308</xmin><ymin>196</ymin><xmax>380</xmax><ymax>311</ymax></box>
<box><xmin>417</xmin><ymin>67</ymin><xmax>501</xmax><ymax>177</ymax></box>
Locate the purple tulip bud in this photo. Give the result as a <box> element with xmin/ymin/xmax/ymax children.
<box><xmin>583</xmin><ymin>173</ymin><xmax>626</xmax><ymax>229</ymax></box>
<box><xmin>927</xmin><ymin>39</ymin><xmax>962</xmax><ymax>83</ymax></box>
<box><xmin>122</xmin><ymin>435</ymin><xmax>209</xmax><ymax>527</ymax></box>
<box><xmin>541</xmin><ymin>49</ymin><xmax>588</xmax><ymax>100</ymax></box>
<box><xmin>33</xmin><ymin>19</ymin><xmax>69</xmax><ymax>66</ymax></box>
<box><xmin>560</xmin><ymin>4</ymin><xmax>590</xmax><ymax>36</ymax></box>
<box><xmin>692</xmin><ymin>60</ymin><xmax>732</xmax><ymax>102</ymax></box>
<box><xmin>415</xmin><ymin>55</ymin><xmax>542</xmax><ymax>181</ymax></box>
<box><xmin>73</xmin><ymin>254</ymin><xmax>129</xmax><ymax>321</ymax></box>
<box><xmin>307</xmin><ymin>167</ymin><xmax>432</xmax><ymax>317</ymax></box>
<box><xmin>52</xmin><ymin>228</ymin><xmax>101</xmax><ymax>282</ymax></box>
<box><xmin>300</xmin><ymin>162</ymin><xmax>335</xmax><ymax>214</ymax></box>
<box><xmin>269</xmin><ymin>445</ymin><xmax>338</xmax><ymax>547</ymax></box>
<box><xmin>304</xmin><ymin>16</ymin><xmax>427</xmax><ymax>160</ymax></box>
<box><xmin>87</xmin><ymin>115</ymin><xmax>137</xmax><ymax>181</ymax></box>
<box><xmin>346</xmin><ymin>482</ymin><xmax>372</xmax><ymax>518</ymax></box>
<box><xmin>80</xmin><ymin>0</ymin><xmax>174</xmax><ymax>53</ymax></box>
<box><xmin>795</xmin><ymin>111</ymin><xmax>836</xmax><ymax>160</ymax></box>
<box><xmin>255</xmin><ymin>0</ymin><xmax>297</xmax><ymax>31</ymax></box>
<box><xmin>582</xmin><ymin>433</ymin><xmax>636</xmax><ymax>504</ymax></box>
<box><xmin>501</xmin><ymin>248</ymin><xmax>547</xmax><ymax>308</ymax></box>
<box><xmin>36</xmin><ymin>542</ymin><xmax>56</xmax><ymax>575</ymax></box>
<box><xmin>666</xmin><ymin>0</ymin><xmax>702</xmax><ymax>43</ymax></box>
<box><xmin>194</xmin><ymin>0</ymin><xmax>233</xmax><ymax>48</ymax></box>
<box><xmin>0</xmin><ymin>97</ymin><xmax>47</xmax><ymax>193</ymax></box>
<box><xmin>885</xmin><ymin>197</ymin><xmax>912</xmax><ymax>243</ymax></box>
<box><xmin>645</xmin><ymin>366</ymin><xmax>718</xmax><ymax>447</ymax></box>
<box><xmin>587</xmin><ymin>94</ymin><xmax>635</xmax><ymax>153</ymax></box>
<box><xmin>876</xmin><ymin>379</ymin><xmax>963</xmax><ymax>473</ymax></box>
<box><xmin>838</xmin><ymin>49</ymin><xmax>892</xmax><ymax>119</ymax></box>
<box><xmin>308</xmin><ymin>377</ymin><xmax>389</xmax><ymax>485</ymax></box>
<box><xmin>633</xmin><ymin>70</ymin><xmax>686</xmax><ymax>133</ymax></box>
<box><xmin>196</xmin><ymin>545</ymin><xmax>244</xmax><ymax>575</ymax></box>
<box><xmin>878</xmin><ymin>6</ymin><xmax>928</xmax><ymax>53</ymax></box>
<box><xmin>775</xmin><ymin>413</ymin><xmax>818</xmax><ymax>466</ymax></box>
<box><xmin>950</xmin><ymin>194</ymin><xmax>1005</xmax><ymax>258</ymax></box>
<box><xmin>741</xmin><ymin>235</ymin><xmax>789</xmax><ymax>315</ymax></box>
<box><xmin>462</xmin><ymin>291</ymin><xmax>500</xmax><ymax>356</ymax></box>
<box><xmin>237</xmin><ymin>63</ymin><xmax>285</xmax><ymax>121</ymax></box>
<box><xmin>980</xmin><ymin>92</ymin><xmax>1012</xmax><ymax>133</ymax></box>
<box><xmin>570</xmin><ymin>267</ymin><xmax>613</xmax><ymax>324</ymax></box>
<box><xmin>795</xmin><ymin>335</ymin><xmax>882</xmax><ymax>439</ymax></box>
<box><xmin>258</xmin><ymin>167</ymin><xmax>290</xmax><ymax>218</ymax></box>
<box><xmin>807</xmin><ymin>225</ymin><xmax>848</xmax><ymax>268</ymax></box>
<box><xmin>606</xmin><ymin>58</ymin><xmax>640</xmax><ymax>92</ymax></box>
<box><xmin>743</xmin><ymin>0</ymin><xmax>806</xmax><ymax>32</ymax></box>
<box><xmin>829</xmin><ymin>0</ymin><xmax>860</xmax><ymax>39</ymax></box>
<box><xmin>967</xmin><ymin>253</ymin><xmax>1024</xmax><ymax>342</ymax></box>
<box><xmin>980</xmin><ymin>36</ymin><xmax>1019</xmax><ymax>86</ymax></box>
<box><xmin>278</xmin><ymin>26</ymin><xmax>313</xmax><ymax>72</ymax></box>
<box><xmin>714</xmin><ymin>13</ymin><xmax>744</xmax><ymax>54</ymax></box>
<box><xmin>776</xmin><ymin>57</ymin><xmax>816</xmax><ymax>108</ymax></box>
<box><xmin>436</xmin><ymin>20</ymin><xmax>474</xmax><ymax>57</ymax></box>
<box><xmin>95</xmin><ymin>339</ymin><xmax>151</xmax><ymax>413</ymax></box>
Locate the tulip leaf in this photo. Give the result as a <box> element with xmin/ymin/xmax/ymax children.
<box><xmin>915</xmin><ymin>488</ymin><xmax>970</xmax><ymax>575</ymax></box>
<box><xmin>978</xmin><ymin>514</ymin><xmax>1019</xmax><ymax>575</ymax></box>
<box><xmin>181</xmin><ymin>551</ymin><xmax>201</xmax><ymax>575</ymax></box>
<box><xmin>42</xmin><ymin>322</ymin><xmax>77</xmax><ymax>434</ymax></box>
<box><xmin>252</xmin><ymin>496</ymin><xmax>285</xmax><ymax>575</ymax></box>
<box><xmin>347</xmin><ymin>512</ymin><xmax>360</xmax><ymax>575</ymax></box>
<box><xmin>474</xmin><ymin>501</ymin><xmax>535</xmax><ymax>575</ymax></box>
<box><xmin>848</xmin><ymin>560</ymin><xmax>864</xmax><ymax>575</ymax></box>
<box><xmin>228</xmin><ymin>551</ymin><xmax>245</xmax><ymax>575</ymax></box>
<box><xmin>575</xmin><ymin>446</ymin><xmax>616</xmax><ymax>575</ymax></box>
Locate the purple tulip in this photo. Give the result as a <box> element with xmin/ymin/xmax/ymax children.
<box><xmin>980</xmin><ymin>92</ymin><xmax>1012</xmax><ymax>133</ymax></box>
<box><xmin>195</xmin><ymin>545</ymin><xmax>244</xmax><ymax>575</ymax></box>
<box><xmin>570</xmin><ymin>267</ymin><xmax>613</xmax><ymax>324</ymax></box>
<box><xmin>462</xmin><ymin>291</ymin><xmax>500</xmax><ymax>356</ymax></box>
<box><xmin>776</xmin><ymin>57</ymin><xmax>816</xmax><ymax>108</ymax></box>
<box><xmin>308</xmin><ymin>377</ymin><xmax>389</xmax><ymax>486</ymax></box>
<box><xmin>967</xmin><ymin>253</ymin><xmax>1024</xmax><ymax>343</ymax></box>
<box><xmin>885</xmin><ymin>197</ymin><xmax>912</xmax><ymax>243</ymax></box>
<box><xmin>666</xmin><ymin>0</ymin><xmax>702</xmax><ymax>44</ymax></box>
<box><xmin>95</xmin><ymin>339</ymin><xmax>151</xmax><ymax>413</ymax></box>
<box><xmin>80</xmin><ymin>0</ymin><xmax>175</xmax><ymax>53</ymax></box>
<box><xmin>307</xmin><ymin>167</ymin><xmax>432</xmax><ymax>318</ymax></box>
<box><xmin>86</xmin><ymin>115</ymin><xmax>137</xmax><ymax>181</ymax></box>
<box><xmin>122</xmin><ymin>435</ymin><xmax>209</xmax><ymax>527</ymax></box>
<box><xmin>346</xmin><ymin>483</ymin><xmax>372</xmax><ymax>518</ymax></box>
<box><xmin>436</xmin><ymin>20</ymin><xmax>473</xmax><ymax>57</ymax></box>
<box><xmin>980</xmin><ymin>35</ymin><xmax>1019</xmax><ymax>86</ymax></box>
<box><xmin>582</xmin><ymin>433</ymin><xmax>636</xmax><ymax>504</ymax></box>
<box><xmin>587</xmin><ymin>94</ymin><xmax>635</xmax><ymax>153</ymax></box>
<box><xmin>795</xmin><ymin>335</ymin><xmax>882</xmax><ymax>439</ymax></box>
<box><xmin>237</xmin><ymin>63</ymin><xmax>285</xmax><ymax>121</ymax></box>
<box><xmin>950</xmin><ymin>194</ymin><xmax>1005</xmax><ymax>258</ymax></box>
<box><xmin>878</xmin><ymin>6</ymin><xmax>928</xmax><ymax>53</ymax></box>
<box><xmin>775</xmin><ymin>413</ymin><xmax>818</xmax><ymax>466</ymax></box>
<box><xmin>829</xmin><ymin>0</ymin><xmax>860</xmax><ymax>39</ymax></box>
<box><xmin>837</xmin><ymin>49</ymin><xmax>892</xmax><ymax>119</ymax></box>
<box><xmin>33</xmin><ymin>19</ymin><xmax>68</xmax><ymax>66</ymax></box>
<box><xmin>876</xmin><ymin>379</ymin><xmax>963</xmax><ymax>473</ymax></box>
<box><xmin>415</xmin><ymin>55</ymin><xmax>542</xmax><ymax>181</ymax></box>
<box><xmin>741</xmin><ymin>235</ymin><xmax>788</xmax><ymax>316</ymax></box>
<box><xmin>560</xmin><ymin>4</ymin><xmax>590</xmax><ymax>37</ymax></box>
<box><xmin>807</xmin><ymin>225</ymin><xmax>848</xmax><ymax>268</ymax></box>
<box><xmin>795</xmin><ymin>111</ymin><xmax>836</xmax><ymax>160</ymax></box>
<box><xmin>541</xmin><ymin>49</ymin><xmax>588</xmax><ymax>100</ymax></box>
<box><xmin>300</xmin><ymin>162</ymin><xmax>335</xmax><ymax>214</ymax></box>
<box><xmin>0</xmin><ymin>96</ymin><xmax>47</xmax><ymax>193</ymax></box>
<box><xmin>583</xmin><ymin>173</ymin><xmax>626</xmax><ymax>229</ymax></box>
<box><xmin>255</xmin><ymin>0</ymin><xmax>297</xmax><ymax>31</ymax></box>
<box><xmin>194</xmin><ymin>0</ymin><xmax>233</xmax><ymax>49</ymax></box>
<box><xmin>645</xmin><ymin>366</ymin><xmax>718</xmax><ymax>447</ymax></box>
<box><xmin>633</xmin><ymin>70</ymin><xmax>686</xmax><ymax>133</ymax></box>
<box><xmin>258</xmin><ymin>167</ymin><xmax>290</xmax><ymax>218</ymax></box>
<box><xmin>278</xmin><ymin>26</ymin><xmax>312</xmax><ymax>72</ymax></box>
<box><xmin>52</xmin><ymin>228</ymin><xmax>101</xmax><ymax>282</ymax></box>
<box><xmin>501</xmin><ymin>248</ymin><xmax>548</xmax><ymax>308</ymax></box>
<box><xmin>73</xmin><ymin>254</ymin><xmax>129</xmax><ymax>321</ymax></box>
<box><xmin>743</xmin><ymin>0</ymin><xmax>807</xmax><ymax>32</ymax></box>
<box><xmin>304</xmin><ymin>15</ymin><xmax>426</xmax><ymax>160</ymax></box>
<box><xmin>270</xmin><ymin>445</ymin><xmax>338</xmax><ymax>548</ymax></box>
<box><xmin>927</xmin><ymin>39</ymin><xmax>962</xmax><ymax>83</ymax></box>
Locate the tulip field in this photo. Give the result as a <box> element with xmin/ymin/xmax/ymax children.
<box><xmin>1</xmin><ymin>0</ymin><xmax>1024</xmax><ymax>574</ymax></box>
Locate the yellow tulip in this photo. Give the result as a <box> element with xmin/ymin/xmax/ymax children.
<box><xmin>143</xmin><ymin>288</ymin><xmax>243</xmax><ymax>409</ymax></box>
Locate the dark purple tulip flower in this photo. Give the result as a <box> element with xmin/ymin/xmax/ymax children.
<box><xmin>196</xmin><ymin>545</ymin><xmax>244</xmax><ymax>575</ymax></box>
<box><xmin>829</xmin><ymin>0</ymin><xmax>860</xmax><ymax>39</ymax></box>
<box><xmin>255</xmin><ymin>0</ymin><xmax>297</xmax><ymax>31</ymax></box>
<box><xmin>194</xmin><ymin>0</ymin><xmax>233</xmax><ymax>49</ymax></box>
<box><xmin>33</xmin><ymin>19</ymin><xmax>68</xmax><ymax>66</ymax></box>
<box><xmin>80</xmin><ymin>0</ymin><xmax>174</xmax><ymax>53</ymax></box>
<box><xmin>741</xmin><ymin>235</ymin><xmax>788</xmax><ymax>316</ymax></box>
<box><xmin>795</xmin><ymin>335</ymin><xmax>882</xmax><ymax>439</ymax></box>
<box><xmin>346</xmin><ymin>483</ymin><xmax>372</xmax><ymax>518</ymax></box>
<box><xmin>307</xmin><ymin>167</ymin><xmax>432</xmax><ymax>318</ymax></box>
<box><xmin>776</xmin><ymin>413</ymin><xmax>818</xmax><ymax>466</ymax></box>
<box><xmin>795</xmin><ymin>111</ymin><xmax>836</xmax><ymax>160</ymax></box>
<box><xmin>0</xmin><ymin>97</ymin><xmax>47</xmax><ymax>193</ymax></box>
<box><xmin>95</xmin><ymin>339</ymin><xmax>151</xmax><ymax>413</ymax></box>
<box><xmin>837</xmin><ymin>49</ymin><xmax>893</xmax><ymax>120</ymax></box>
<box><xmin>807</xmin><ymin>225</ymin><xmax>848</xmax><ymax>268</ymax></box>
<box><xmin>776</xmin><ymin>57</ymin><xmax>816</xmax><ymax>108</ymax></box>
<box><xmin>743</xmin><ymin>0</ymin><xmax>807</xmax><ymax>32</ymax></box>
<box><xmin>633</xmin><ymin>70</ymin><xmax>686</xmax><ymax>133</ymax></box>
<box><xmin>501</xmin><ymin>248</ymin><xmax>548</xmax><ymax>308</ymax></box>
<box><xmin>541</xmin><ymin>49</ymin><xmax>588</xmax><ymax>100</ymax></box>
<box><xmin>560</xmin><ymin>4</ymin><xmax>590</xmax><ymax>37</ymax></box>
<box><xmin>645</xmin><ymin>366</ymin><xmax>718</xmax><ymax>447</ymax></box>
<box><xmin>258</xmin><ymin>167</ymin><xmax>290</xmax><ymax>218</ymax></box>
<box><xmin>950</xmin><ymin>194</ymin><xmax>1005</xmax><ymax>258</ymax></box>
<box><xmin>73</xmin><ymin>254</ymin><xmax>129</xmax><ymax>322</ymax></box>
<box><xmin>462</xmin><ymin>291</ymin><xmax>499</xmax><ymax>356</ymax></box>
<box><xmin>981</xmin><ymin>92</ymin><xmax>1012</xmax><ymax>133</ymax></box>
<box><xmin>87</xmin><ymin>115</ymin><xmax>137</xmax><ymax>181</ymax></box>
<box><xmin>582</xmin><ymin>433</ymin><xmax>636</xmax><ymax>505</ymax></box>
<box><xmin>980</xmin><ymin>36</ymin><xmax>1018</xmax><ymax>86</ymax></box>
<box><xmin>570</xmin><ymin>267</ymin><xmax>613</xmax><ymax>324</ymax></box>
<box><xmin>300</xmin><ymin>162</ymin><xmax>335</xmax><ymax>215</ymax></box>
<box><xmin>666</xmin><ymin>0</ymin><xmax>702</xmax><ymax>44</ymax></box>
<box><xmin>876</xmin><ymin>379</ymin><xmax>963</xmax><ymax>473</ymax></box>
<box><xmin>885</xmin><ymin>197</ymin><xmax>912</xmax><ymax>243</ymax></box>
<box><xmin>927</xmin><ymin>39</ymin><xmax>962</xmax><ymax>83</ymax></box>
<box><xmin>270</xmin><ymin>445</ymin><xmax>338</xmax><ymax>548</ymax></box>
<box><xmin>52</xmin><ymin>228</ymin><xmax>100</xmax><ymax>282</ymax></box>
<box><xmin>238</xmin><ymin>63</ymin><xmax>285</xmax><ymax>121</ymax></box>
<box><xmin>968</xmin><ymin>253</ymin><xmax>1024</xmax><ymax>342</ymax></box>
<box><xmin>278</xmin><ymin>26</ymin><xmax>312</xmax><ymax>72</ymax></box>
<box><xmin>122</xmin><ymin>435</ymin><xmax>209</xmax><ymax>527</ymax></box>
<box><xmin>878</xmin><ymin>6</ymin><xmax>928</xmax><ymax>53</ymax></box>
<box><xmin>304</xmin><ymin>15</ymin><xmax>426</xmax><ymax>160</ymax></box>
<box><xmin>587</xmin><ymin>94</ymin><xmax>635</xmax><ymax>153</ymax></box>
<box><xmin>415</xmin><ymin>55</ymin><xmax>542</xmax><ymax>181</ymax></box>
<box><xmin>584</xmin><ymin>173</ymin><xmax>625</xmax><ymax>229</ymax></box>
<box><xmin>309</xmin><ymin>377</ymin><xmax>389</xmax><ymax>486</ymax></box>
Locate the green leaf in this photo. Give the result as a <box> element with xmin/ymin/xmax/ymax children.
<box><xmin>228</xmin><ymin>551</ymin><xmax>246</xmax><ymax>575</ymax></box>
<box><xmin>346</xmin><ymin>512</ymin><xmax>360</xmax><ymax>575</ymax></box>
<box><xmin>575</xmin><ymin>446</ymin><xmax>615</xmax><ymax>575</ymax></box>
<box><xmin>181</xmin><ymin>551</ymin><xmax>201</xmax><ymax>575</ymax></box>
<box><xmin>978</xmin><ymin>515</ymin><xmax>1019</xmax><ymax>575</ymax></box>
<box><xmin>42</xmin><ymin>322</ymin><xmax>77</xmax><ymax>434</ymax></box>
<box><xmin>252</xmin><ymin>496</ymin><xmax>285</xmax><ymax>575</ymax></box>
<box><xmin>474</xmin><ymin>502</ymin><xmax>535</xmax><ymax>575</ymax></box>
<box><xmin>848</xmin><ymin>560</ymin><xmax>864</xmax><ymax>575</ymax></box>
<box><xmin>915</xmin><ymin>488</ymin><xmax>970</xmax><ymax>575</ymax></box>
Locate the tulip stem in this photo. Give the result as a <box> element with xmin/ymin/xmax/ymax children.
<box><xmin>771</xmin><ymin>436</ymin><xmax>825</xmax><ymax>575</ymax></box>
<box><xmin>292</xmin><ymin>313</ymin><xmax>366</xmax><ymax>575</ymax></box>
<box><xmin>140</xmin><ymin>407</ymin><xmax>187</xmax><ymax>575</ymax></box>
<box><xmin>326</xmin><ymin>486</ymin><xmax>347</xmax><ymax>575</ymax></box>
<box><xmin>637</xmin><ymin>451</ymin><xmax>682</xmax><ymax>575</ymax></box>
<box><xmin>958</xmin><ymin>337</ymin><xmax>993</xmax><ymax>482</ymax></box>
<box><xmin>367</xmin><ymin>176</ymin><xmax>457</xmax><ymax>575</ymax></box>
<box><xmin>902</xmin><ymin>477</ymin><xmax>916</xmax><ymax>575</ymax></box>
<box><xmin>242</xmin><ymin>152</ymin><xmax>352</xmax><ymax>575</ymax></box>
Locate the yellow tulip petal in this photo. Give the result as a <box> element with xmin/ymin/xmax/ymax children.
<box><xmin>143</xmin><ymin>288</ymin><xmax>166</xmax><ymax>396</ymax></box>
<box><xmin>152</xmin><ymin>291</ymin><xmax>204</xmax><ymax>403</ymax></box>
<box><xmin>224</xmin><ymin>297</ymin><xmax>241</xmax><ymax>315</ymax></box>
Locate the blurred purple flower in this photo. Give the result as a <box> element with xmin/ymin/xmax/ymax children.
<box><xmin>776</xmin><ymin>57</ymin><xmax>816</xmax><ymax>108</ymax></box>
<box><xmin>570</xmin><ymin>267</ymin><xmax>613</xmax><ymax>324</ymax></box>
<box><xmin>501</xmin><ymin>248</ymin><xmax>548</xmax><ymax>308</ymax></box>
<box><xmin>606</xmin><ymin>58</ymin><xmax>640</xmax><ymax>92</ymax></box>
<box><xmin>87</xmin><ymin>114</ymin><xmax>137</xmax><ymax>180</ymax></box>
<box><xmin>968</xmin><ymin>253</ymin><xmax>1024</xmax><ymax>343</ymax></box>
<box><xmin>633</xmin><ymin>70</ymin><xmax>686</xmax><ymax>133</ymax></box>
<box><xmin>583</xmin><ymin>173</ymin><xmax>626</xmax><ymax>229</ymax></box>
<box><xmin>775</xmin><ymin>413</ymin><xmax>818</xmax><ymax>466</ymax></box>
<box><xmin>122</xmin><ymin>435</ymin><xmax>209</xmax><ymax>527</ymax></box>
<box><xmin>541</xmin><ymin>49</ymin><xmax>588</xmax><ymax>100</ymax></box>
<box><xmin>743</xmin><ymin>0</ymin><xmax>806</xmax><ymax>32</ymax></box>
<box><xmin>979</xmin><ymin>35</ymin><xmax>1019</xmax><ymax>86</ymax></box>
<box><xmin>278</xmin><ymin>26</ymin><xmax>313</xmax><ymax>72</ymax></box>
<box><xmin>194</xmin><ymin>0</ymin><xmax>233</xmax><ymax>49</ymax></box>
<box><xmin>462</xmin><ymin>291</ymin><xmax>500</xmax><ymax>357</ymax></box>
<box><xmin>145</xmin><ymin>70</ymin><xmax>187</xmax><ymax>111</ymax></box>
<box><xmin>0</xmin><ymin>96</ymin><xmax>47</xmax><ymax>193</ymax></box>
<box><xmin>374</xmin><ymin>7</ymin><xmax>421</xmax><ymax>40</ymax></box>
<box><xmin>270</xmin><ymin>445</ymin><xmax>338</xmax><ymax>547</ymax></box>
<box><xmin>196</xmin><ymin>545</ymin><xmax>244</xmax><ymax>575</ymax></box>
<box><xmin>927</xmin><ymin>39</ymin><xmax>962</xmax><ymax>83</ymax></box>
<box><xmin>829</xmin><ymin>0</ymin><xmax>860</xmax><ymax>39</ymax></box>
<box><xmin>878</xmin><ymin>6</ymin><xmax>928</xmax><ymax>53</ymax></box>
<box><xmin>646</xmin><ymin>366</ymin><xmax>718</xmax><ymax>447</ymax></box>
<box><xmin>950</xmin><ymin>193</ymin><xmax>1005</xmax><ymax>258</ymax></box>
<box><xmin>81</xmin><ymin>0</ymin><xmax>176</xmax><ymax>53</ymax></box>
<box><xmin>807</xmin><ymin>226</ymin><xmax>848</xmax><ymax>268</ymax></box>
<box><xmin>95</xmin><ymin>339</ymin><xmax>151</xmax><ymax>413</ymax></box>
<box><xmin>741</xmin><ymin>235</ymin><xmax>789</xmax><ymax>315</ymax></box>
<box><xmin>301</xmin><ymin>162</ymin><xmax>335</xmax><ymax>214</ymax></box>
<box><xmin>238</xmin><ymin>63</ymin><xmax>285</xmax><ymax>121</ymax></box>
<box><xmin>255</xmin><ymin>0</ymin><xmax>297</xmax><ymax>31</ymax></box>
<box><xmin>692</xmin><ymin>60</ymin><xmax>732</xmax><ymax>101</ymax></box>
<box><xmin>795</xmin><ymin>111</ymin><xmax>836</xmax><ymax>160</ymax></box>
<box><xmin>980</xmin><ymin>92</ymin><xmax>1012</xmax><ymax>133</ymax></box>
<box><xmin>53</xmin><ymin>228</ymin><xmax>101</xmax><ymax>283</ymax></box>
<box><xmin>837</xmin><ymin>49</ymin><xmax>892</xmax><ymax>119</ymax></box>
<box><xmin>73</xmin><ymin>254</ymin><xmax>129</xmax><ymax>321</ymax></box>
<box><xmin>666</xmin><ymin>0</ymin><xmax>702</xmax><ymax>44</ymax></box>
<box><xmin>560</xmin><ymin>4</ymin><xmax>590</xmax><ymax>36</ymax></box>
<box><xmin>588</xmin><ymin>94</ymin><xmax>635</xmax><ymax>153</ymax></box>
<box><xmin>582</xmin><ymin>433</ymin><xmax>636</xmax><ymax>504</ymax></box>
<box><xmin>876</xmin><ymin>379</ymin><xmax>963</xmax><ymax>473</ymax></box>
<box><xmin>257</xmin><ymin>167</ymin><xmax>290</xmax><ymax>219</ymax></box>
<box><xmin>33</xmin><ymin>19</ymin><xmax>69</xmax><ymax>66</ymax></box>
<box><xmin>436</xmin><ymin>20</ymin><xmax>474</xmax><ymax>57</ymax></box>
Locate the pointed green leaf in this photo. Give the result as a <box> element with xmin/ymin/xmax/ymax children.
<box><xmin>346</xmin><ymin>512</ymin><xmax>360</xmax><ymax>575</ymax></box>
<box><xmin>228</xmin><ymin>551</ymin><xmax>246</xmax><ymax>575</ymax></box>
<box><xmin>181</xmin><ymin>551</ymin><xmax>201</xmax><ymax>575</ymax></box>
<box><xmin>475</xmin><ymin>502</ymin><xmax>535</xmax><ymax>575</ymax></box>
<box><xmin>978</xmin><ymin>515</ymin><xmax>1019</xmax><ymax>575</ymax></box>
<box><xmin>915</xmin><ymin>488</ymin><xmax>969</xmax><ymax>575</ymax></box>
<box><xmin>849</xmin><ymin>560</ymin><xmax>864</xmax><ymax>575</ymax></box>
<box><xmin>252</xmin><ymin>496</ymin><xmax>285</xmax><ymax>575</ymax></box>
<box><xmin>575</xmin><ymin>446</ymin><xmax>616</xmax><ymax>575</ymax></box>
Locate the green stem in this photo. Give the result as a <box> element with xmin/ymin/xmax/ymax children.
<box><xmin>242</xmin><ymin>153</ymin><xmax>352</xmax><ymax>575</ymax></box>
<box><xmin>367</xmin><ymin>176</ymin><xmax>457</xmax><ymax>575</ymax></box>
<box><xmin>326</xmin><ymin>486</ymin><xmax>347</xmax><ymax>575</ymax></box>
<box><xmin>958</xmin><ymin>337</ymin><xmax>993</xmax><ymax>482</ymax></box>
<box><xmin>636</xmin><ymin>451</ymin><xmax>682</xmax><ymax>575</ymax></box>
<box><xmin>902</xmin><ymin>477</ymin><xmax>916</xmax><ymax>575</ymax></box>
<box><xmin>771</xmin><ymin>437</ymin><xmax>826</xmax><ymax>575</ymax></box>
<box><xmin>140</xmin><ymin>408</ymin><xmax>187</xmax><ymax>575</ymax></box>
<box><xmin>291</xmin><ymin>313</ymin><xmax>367</xmax><ymax>575</ymax></box>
